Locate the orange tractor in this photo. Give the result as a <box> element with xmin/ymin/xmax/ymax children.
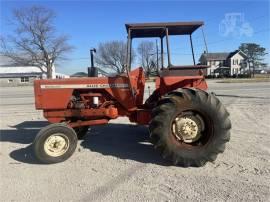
<box><xmin>33</xmin><ymin>22</ymin><xmax>231</xmax><ymax>166</ymax></box>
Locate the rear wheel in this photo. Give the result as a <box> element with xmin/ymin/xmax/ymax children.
<box><xmin>149</xmin><ymin>88</ymin><xmax>231</xmax><ymax>167</ymax></box>
<box><xmin>33</xmin><ymin>123</ymin><xmax>78</xmax><ymax>164</ymax></box>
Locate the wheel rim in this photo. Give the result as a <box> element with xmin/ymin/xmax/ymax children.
<box><xmin>172</xmin><ymin>112</ymin><xmax>205</xmax><ymax>143</ymax></box>
<box><xmin>44</xmin><ymin>133</ymin><xmax>70</xmax><ymax>157</ymax></box>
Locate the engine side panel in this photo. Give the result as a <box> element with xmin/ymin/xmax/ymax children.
<box><xmin>34</xmin><ymin>68</ymin><xmax>145</xmax><ymax>111</ymax></box>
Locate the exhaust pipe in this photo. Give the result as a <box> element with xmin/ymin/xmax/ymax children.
<box><xmin>88</xmin><ymin>48</ymin><xmax>98</xmax><ymax>77</ymax></box>
<box><xmin>90</xmin><ymin>48</ymin><xmax>96</xmax><ymax>68</ymax></box>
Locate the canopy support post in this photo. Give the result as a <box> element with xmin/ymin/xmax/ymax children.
<box><xmin>165</xmin><ymin>28</ymin><xmax>171</xmax><ymax>67</ymax></box>
<box><xmin>125</xmin><ymin>29</ymin><xmax>135</xmax><ymax>98</ymax></box>
<box><xmin>129</xmin><ymin>38</ymin><xmax>132</xmax><ymax>71</ymax></box>
<box><xmin>190</xmin><ymin>34</ymin><xmax>195</xmax><ymax>65</ymax></box>
<box><xmin>126</xmin><ymin>29</ymin><xmax>131</xmax><ymax>72</ymax></box>
<box><xmin>160</xmin><ymin>37</ymin><xmax>164</xmax><ymax>69</ymax></box>
<box><xmin>155</xmin><ymin>39</ymin><xmax>159</xmax><ymax>74</ymax></box>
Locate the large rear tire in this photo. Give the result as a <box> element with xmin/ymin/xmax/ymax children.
<box><xmin>33</xmin><ymin>123</ymin><xmax>78</xmax><ymax>164</ymax></box>
<box><xmin>149</xmin><ymin>88</ymin><xmax>231</xmax><ymax>167</ymax></box>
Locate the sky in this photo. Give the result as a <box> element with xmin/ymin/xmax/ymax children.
<box><xmin>0</xmin><ymin>0</ymin><xmax>269</xmax><ymax>75</ymax></box>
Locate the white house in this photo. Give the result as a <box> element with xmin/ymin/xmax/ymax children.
<box><xmin>199</xmin><ymin>50</ymin><xmax>248</xmax><ymax>76</ymax></box>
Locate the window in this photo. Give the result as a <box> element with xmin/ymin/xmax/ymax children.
<box><xmin>21</xmin><ymin>77</ymin><xmax>29</xmax><ymax>83</ymax></box>
<box><xmin>233</xmin><ymin>59</ymin><xmax>239</xmax><ymax>65</ymax></box>
<box><xmin>8</xmin><ymin>79</ymin><xmax>13</xmax><ymax>83</ymax></box>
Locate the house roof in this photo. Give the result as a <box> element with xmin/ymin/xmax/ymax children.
<box><xmin>0</xmin><ymin>66</ymin><xmax>43</xmax><ymax>78</ymax></box>
<box><xmin>0</xmin><ymin>66</ymin><xmax>42</xmax><ymax>74</ymax></box>
<box><xmin>228</xmin><ymin>50</ymin><xmax>248</xmax><ymax>59</ymax></box>
<box><xmin>201</xmin><ymin>53</ymin><xmax>230</xmax><ymax>61</ymax></box>
<box><xmin>125</xmin><ymin>21</ymin><xmax>204</xmax><ymax>38</ymax></box>
<box><xmin>200</xmin><ymin>50</ymin><xmax>248</xmax><ymax>61</ymax></box>
<box><xmin>0</xmin><ymin>72</ymin><xmax>41</xmax><ymax>78</ymax></box>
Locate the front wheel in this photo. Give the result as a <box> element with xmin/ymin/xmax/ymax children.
<box><xmin>33</xmin><ymin>123</ymin><xmax>78</xmax><ymax>164</ymax></box>
<box><xmin>149</xmin><ymin>88</ymin><xmax>231</xmax><ymax>167</ymax></box>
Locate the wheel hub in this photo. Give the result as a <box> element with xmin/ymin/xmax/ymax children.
<box><xmin>172</xmin><ymin>114</ymin><xmax>205</xmax><ymax>143</ymax></box>
<box><xmin>44</xmin><ymin>133</ymin><xmax>69</xmax><ymax>157</ymax></box>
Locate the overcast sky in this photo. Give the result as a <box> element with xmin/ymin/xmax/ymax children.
<box><xmin>1</xmin><ymin>0</ymin><xmax>269</xmax><ymax>75</ymax></box>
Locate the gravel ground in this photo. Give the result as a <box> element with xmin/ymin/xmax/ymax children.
<box><xmin>0</xmin><ymin>80</ymin><xmax>270</xmax><ymax>201</ymax></box>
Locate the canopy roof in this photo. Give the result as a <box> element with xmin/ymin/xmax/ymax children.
<box><xmin>125</xmin><ymin>21</ymin><xmax>204</xmax><ymax>38</ymax></box>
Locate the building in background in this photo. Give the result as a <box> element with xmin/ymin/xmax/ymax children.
<box><xmin>70</xmin><ymin>72</ymin><xmax>88</xmax><ymax>77</ymax></box>
<box><xmin>70</xmin><ymin>68</ymin><xmax>109</xmax><ymax>78</ymax></box>
<box><xmin>0</xmin><ymin>55</ymin><xmax>69</xmax><ymax>87</ymax></box>
<box><xmin>199</xmin><ymin>50</ymin><xmax>248</xmax><ymax>76</ymax></box>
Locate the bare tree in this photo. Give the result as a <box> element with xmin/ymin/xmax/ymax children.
<box><xmin>95</xmin><ymin>40</ymin><xmax>135</xmax><ymax>74</ymax></box>
<box><xmin>137</xmin><ymin>41</ymin><xmax>158</xmax><ymax>77</ymax></box>
<box><xmin>0</xmin><ymin>6</ymin><xmax>73</xmax><ymax>78</ymax></box>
